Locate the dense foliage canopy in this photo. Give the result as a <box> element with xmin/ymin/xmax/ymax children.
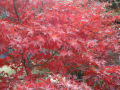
<box><xmin>0</xmin><ymin>0</ymin><xmax>119</xmax><ymax>89</ymax></box>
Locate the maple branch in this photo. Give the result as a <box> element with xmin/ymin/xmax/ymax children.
<box><xmin>13</xmin><ymin>0</ymin><xmax>21</xmax><ymax>24</ymax></box>
<box><xmin>33</xmin><ymin>46</ymin><xmax>63</xmax><ymax>67</ymax></box>
<box><xmin>21</xmin><ymin>52</ymin><xmax>29</xmax><ymax>75</ymax></box>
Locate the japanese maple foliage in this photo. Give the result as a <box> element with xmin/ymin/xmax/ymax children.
<box><xmin>0</xmin><ymin>0</ymin><xmax>119</xmax><ymax>89</ymax></box>
<box><xmin>15</xmin><ymin>74</ymin><xmax>92</xmax><ymax>90</ymax></box>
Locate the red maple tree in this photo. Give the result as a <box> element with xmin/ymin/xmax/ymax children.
<box><xmin>0</xmin><ymin>0</ymin><xmax>119</xmax><ymax>89</ymax></box>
